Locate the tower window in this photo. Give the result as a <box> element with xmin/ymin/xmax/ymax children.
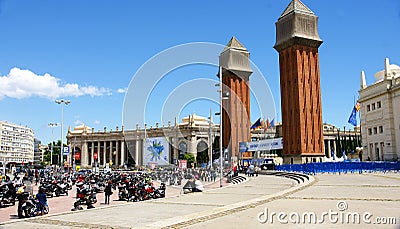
<box><xmin>379</xmin><ymin>126</ymin><xmax>383</xmax><ymax>133</ymax></box>
<box><xmin>367</xmin><ymin>105</ymin><xmax>370</xmax><ymax>112</ymax></box>
<box><xmin>373</xmin><ymin>127</ymin><xmax>377</xmax><ymax>134</ymax></box>
<box><xmin>377</xmin><ymin>101</ymin><xmax>381</xmax><ymax>109</ymax></box>
<box><xmin>368</xmin><ymin>128</ymin><xmax>372</xmax><ymax>135</ymax></box>
<box><xmin>372</xmin><ymin>103</ymin><xmax>376</xmax><ymax>110</ymax></box>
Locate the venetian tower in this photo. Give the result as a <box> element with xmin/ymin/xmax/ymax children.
<box><xmin>274</xmin><ymin>0</ymin><xmax>324</xmax><ymax>164</ymax></box>
<box><xmin>219</xmin><ymin>37</ymin><xmax>253</xmax><ymax>163</ymax></box>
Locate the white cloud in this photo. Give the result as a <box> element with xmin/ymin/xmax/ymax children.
<box><xmin>117</xmin><ymin>88</ymin><xmax>126</xmax><ymax>94</ymax></box>
<box><xmin>94</xmin><ymin>120</ymin><xmax>100</xmax><ymax>125</ymax></box>
<box><xmin>0</xmin><ymin>67</ymin><xmax>112</xmax><ymax>100</ymax></box>
<box><xmin>74</xmin><ymin>120</ymin><xmax>83</xmax><ymax>125</ymax></box>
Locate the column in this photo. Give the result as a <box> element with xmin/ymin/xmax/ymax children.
<box><xmin>91</xmin><ymin>142</ymin><xmax>94</xmax><ymax>167</ymax></box>
<box><xmin>97</xmin><ymin>141</ymin><xmax>101</xmax><ymax>165</ymax></box>
<box><xmin>327</xmin><ymin>140</ymin><xmax>331</xmax><ymax>158</ymax></box>
<box><xmin>82</xmin><ymin>141</ymin><xmax>88</xmax><ymax>166</ymax></box>
<box><xmin>137</xmin><ymin>140</ymin><xmax>141</xmax><ymax>166</ymax></box>
<box><xmin>115</xmin><ymin>141</ymin><xmax>119</xmax><ymax>167</ymax></box>
<box><xmin>333</xmin><ymin>140</ymin><xmax>337</xmax><ymax>157</ymax></box>
<box><xmin>120</xmin><ymin>141</ymin><xmax>125</xmax><ymax>167</ymax></box>
<box><xmin>109</xmin><ymin>141</ymin><xmax>113</xmax><ymax>165</ymax></box>
<box><xmin>190</xmin><ymin>137</ymin><xmax>197</xmax><ymax>155</ymax></box>
<box><xmin>103</xmin><ymin>141</ymin><xmax>107</xmax><ymax>166</ymax></box>
<box><xmin>172</xmin><ymin>137</ymin><xmax>179</xmax><ymax>164</ymax></box>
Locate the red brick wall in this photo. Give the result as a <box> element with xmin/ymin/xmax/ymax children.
<box><xmin>279</xmin><ymin>45</ymin><xmax>324</xmax><ymax>156</ymax></box>
<box><xmin>222</xmin><ymin>71</ymin><xmax>251</xmax><ymax>158</ymax></box>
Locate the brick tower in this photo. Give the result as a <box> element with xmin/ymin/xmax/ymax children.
<box><xmin>274</xmin><ymin>0</ymin><xmax>324</xmax><ymax>164</ymax></box>
<box><xmin>219</xmin><ymin>37</ymin><xmax>253</xmax><ymax>163</ymax></box>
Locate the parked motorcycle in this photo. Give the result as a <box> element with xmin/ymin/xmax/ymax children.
<box><xmin>0</xmin><ymin>182</ymin><xmax>16</xmax><ymax>207</ymax></box>
<box><xmin>71</xmin><ymin>183</ymin><xmax>96</xmax><ymax>211</ymax></box>
<box><xmin>154</xmin><ymin>183</ymin><xmax>166</xmax><ymax>199</ymax></box>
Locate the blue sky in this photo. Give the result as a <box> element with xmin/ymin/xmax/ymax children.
<box><xmin>0</xmin><ymin>0</ymin><xmax>399</xmax><ymax>145</ymax></box>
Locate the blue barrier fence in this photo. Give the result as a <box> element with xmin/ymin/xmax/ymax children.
<box><xmin>276</xmin><ymin>161</ymin><xmax>400</xmax><ymax>174</ymax></box>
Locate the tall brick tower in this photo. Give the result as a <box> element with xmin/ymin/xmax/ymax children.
<box><xmin>274</xmin><ymin>0</ymin><xmax>324</xmax><ymax>164</ymax></box>
<box><xmin>219</xmin><ymin>37</ymin><xmax>253</xmax><ymax>163</ymax></box>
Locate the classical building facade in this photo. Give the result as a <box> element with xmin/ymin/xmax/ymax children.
<box><xmin>274</xmin><ymin>0</ymin><xmax>325</xmax><ymax>164</ymax></box>
<box><xmin>219</xmin><ymin>37</ymin><xmax>253</xmax><ymax>164</ymax></box>
<box><xmin>67</xmin><ymin>114</ymin><xmax>220</xmax><ymax>168</ymax></box>
<box><xmin>0</xmin><ymin>121</ymin><xmax>34</xmax><ymax>164</ymax></box>
<box><xmin>67</xmin><ymin>114</ymin><xmax>360</xmax><ymax>168</ymax></box>
<box><xmin>359</xmin><ymin>58</ymin><xmax>400</xmax><ymax>161</ymax></box>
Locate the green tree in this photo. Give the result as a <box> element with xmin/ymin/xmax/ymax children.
<box><xmin>183</xmin><ymin>153</ymin><xmax>195</xmax><ymax>165</ymax></box>
<box><xmin>43</xmin><ymin>140</ymin><xmax>63</xmax><ymax>164</ymax></box>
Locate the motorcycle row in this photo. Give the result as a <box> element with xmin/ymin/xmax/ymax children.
<box><xmin>0</xmin><ymin>171</ymin><xmax>76</xmax><ymax>217</ymax></box>
<box><xmin>0</xmin><ymin>179</ymin><xmax>51</xmax><ymax>218</ymax></box>
<box><xmin>71</xmin><ymin>172</ymin><xmax>108</xmax><ymax>210</ymax></box>
<box><xmin>1</xmin><ymin>168</ymin><xmax>211</xmax><ymax>217</ymax></box>
<box><xmin>115</xmin><ymin>172</ymin><xmax>166</xmax><ymax>202</ymax></box>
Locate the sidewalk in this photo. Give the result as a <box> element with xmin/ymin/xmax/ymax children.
<box><xmin>2</xmin><ymin>173</ymin><xmax>399</xmax><ymax>228</ymax></box>
<box><xmin>0</xmin><ymin>175</ymin><xmax>296</xmax><ymax>228</ymax></box>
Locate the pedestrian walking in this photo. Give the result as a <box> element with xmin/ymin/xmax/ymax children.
<box><xmin>255</xmin><ymin>165</ymin><xmax>259</xmax><ymax>177</ymax></box>
<box><xmin>104</xmin><ymin>180</ymin><xmax>113</xmax><ymax>204</ymax></box>
<box><xmin>34</xmin><ymin>169</ymin><xmax>39</xmax><ymax>185</ymax></box>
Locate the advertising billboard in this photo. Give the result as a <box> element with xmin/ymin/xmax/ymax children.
<box><xmin>144</xmin><ymin>137</ymin><xmax>170</xmax><ymax>166</ymax></box>
<box><xmin>239</xmin><ymin>138</ymin><xmax>283</xmax><ymax>152</ymax></box>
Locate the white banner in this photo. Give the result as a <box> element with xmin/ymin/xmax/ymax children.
<box><xmin>240</xmin><ymin>138</ymin><xmax>283</xmax><ymax>152</ymax></box>
<box><xmin>144</xmin><ymin>137</ymin><xmax>170</xmax><ymax>165</ymax></box>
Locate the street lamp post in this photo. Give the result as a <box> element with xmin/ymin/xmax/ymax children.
<box><xmin>55</xmin><ymin>99</ymin><xmax>70</xmax><ymax>167</ymax></box>
<box><xmin>216</xmin><ymin>66</ymin><xmax>229</xmax><ymax>188</ymax></box>
<box><xmin>208</xmin><ymin>108</ymin><xmax>213</xmax><ymax>170</ymax></box>
<box><xmin>72</xmin><ymin>136</ymin><xmax>76</xmax><ymax>171</ymax></box>
<box><xmin>48</xmin><ymin>123</ymin><xmax>59</xmax><ymax>165</ymax></box>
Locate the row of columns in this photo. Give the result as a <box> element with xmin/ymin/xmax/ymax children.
<box><xmin>74</xmin><ymin>136</ymin><xmax>213</xmax><ymax>167</ymax></box>
<box><xmin>78</xmin><ymin>140</ymin><xmax>129</xmax><ymax>167</ymax></box>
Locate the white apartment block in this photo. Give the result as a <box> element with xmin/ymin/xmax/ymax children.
<box><xmin>359</xmin><ymin>58</ymin><xmax>400</xmax><ymax>161</ymax></box>
<box><xmin>0</xmin><ymin>121</ymin><xmax>34</xmax><ymax>164</ymax></box>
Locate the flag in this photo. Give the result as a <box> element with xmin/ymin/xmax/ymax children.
<box><xmin>269</xmin><ymin>119</ymin><xmax>275</xmax><ymax>128</ymax></box>
<box><xmin>264</xmin><ymin>118</ymin><xmax>275</xmax><ymax>130</ymax></box>
<box><xmin>348</xmin><ymin>106</ymin><xmax>357</xmax><ymax>126</ymax></box>
<box><xmin>342</xmin><ymin>150</ymin><xmax>347</xmax><ymax>160</ymax></box>
<box><xmin>355</xmin><ymin>102</ymin><xmax>361</xmax><ymax>112</ymax></box>
<box><xmin>264</xmin><ymin>118</ymin><xmax>270</xmax><ymax>130</ymax></box>
<box><xmin>260</xmin><ymin>118</ymin><xmax>265</xmax><ymax>130</ymax></box>
<box><xmin>250</xmin><ymin>118</ymin><xmax>262</xmax><ymax>130</ymax></box>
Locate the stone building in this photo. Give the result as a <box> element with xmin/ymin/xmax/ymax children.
<box><xmin>0</xmin><ymin>121</ymin><xmax>34</xmax><ymax>165</ymax></box>
<box><xmin>67</xmin><ymin>114</ymin><xmax>360</xmax><ymax>168</ymax></box>
<box><xmin>66</xmin><ymin>114</ymin><xmax>219</xmax><ymax>169</ymax></box>
<box><xmin>359</xmin><ymin>58</ymin><xmax>400</xmax><ymax>161</ymax></box>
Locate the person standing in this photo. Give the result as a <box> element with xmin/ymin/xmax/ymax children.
<box><xmin>255</xmin><ymin>165</ymin><xmax>259</xmax><ymax>177</ymax></box>
<box><xmin>34</xmin><ymin>169</ymin><xmax>39</xmax><ymax>185</ymax></box>
<box><xmin>35</xmin><ymin>187</ymin><xmax>47</xmax><ymax>215</ymax></box>
<box><xmin>16</xmin><ymin>185</ymin><xmax>26</xmax><ymax>218</ymax></box>
<box><xmin>104</xmin><ymin>180</ymin><xmax>113</xmax><ymax>204</ymax></box>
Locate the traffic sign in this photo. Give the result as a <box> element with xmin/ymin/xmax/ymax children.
<box><xmin>63</xmin><ymin>146</ymin><xmax>70</xmax><ymax>156</ymax></box>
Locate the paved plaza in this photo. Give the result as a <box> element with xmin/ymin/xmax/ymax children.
<box><xmin>1</xmin><ymin>172</ymin><xmax>399</xmax><ymax>228</ymax></box>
